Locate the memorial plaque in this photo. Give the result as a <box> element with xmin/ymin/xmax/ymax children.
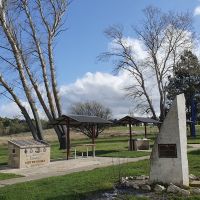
<box><xmin>158</xmin><ymin>144</ymin><xmax>177</xmax><ymax>158</ymax></box>
<box><xmin>8</xmin><ymin>140</ymin><xmax>50</xmax><ymax>168</ymax></box>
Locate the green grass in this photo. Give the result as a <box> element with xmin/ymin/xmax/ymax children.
<box><xmin>188</xmin><ymin>149</ymin><xmax>200</xmax><ymax>176</ymax></box>
<box><xmin>0</xmin><ymin>149</ymin><xmax>199</xmax><ymax>200</ymax></box>
<box><xmin>0</xmin><ymin>173</ymin><xmax>22</xmax><ymax>180</ymax></box>
<box><xmin>0</xmin><ymin>160</ymin><xmax>149</xmax><ymax>200</ymax></box>
<box><xmin>50</xmin><ymin>136</ymin><xmax>150</xmax><ymax>160</ymax></box>
<box><xmin>0</xmin><ymin>135</ymin><xmax>150</xmax><ymax>165</ymax></box>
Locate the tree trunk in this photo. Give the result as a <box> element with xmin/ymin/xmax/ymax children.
<box><xmin>0</xmin><ymin>75</ymin><xmax>39</xmax><ymax>140</ymax></box>
<box><xmin>22</xmin><ymin>3</ymin><xmax>67</xmax><ymax>148</ymax></box>
<box><xmin>0</xmin><ymin>6</ymin><xmax>44</xmax><ymax>141</ymax></box>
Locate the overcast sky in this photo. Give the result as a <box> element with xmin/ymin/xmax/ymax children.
<box><xmin>1</xmin><ymin>0</ymin><xmax>200</xmax><ymax>119</ymax></box>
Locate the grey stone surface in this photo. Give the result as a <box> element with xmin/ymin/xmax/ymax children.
<box><xmin>141</xmin><ymin>184</ymin><xmax>151</xmax><ymax>191</ymax></box>
<box><xmin>191</xmin><ymin>188</ymin><xmax>200</xmax><ymax>194</ymax></box>
<box><xmin>154</xmin><ymin>184</ymin><xmax>165</xmax><ymax>193</ymax></box>
<box><xmin>149</xmin><ymin>94</ymin><xmax>189</xmax><ymax>186</ymax></box>
<box><xmin>190</xmin><ymin>181</ymin><xmax>200</xmax><ymax>187</ymax></box>
<box><xmin>131</xmin><ymin>183</ymin><xmax>140</xmax><ymax>190</ymax></box>
<box><xmin>167</xmin><ymin>183</ymin><xmax>190</xmax><ymax>196</ymax></box>
<box><xmin>136</xmin><ymin>175</ymin><xmax>149</xmax><ymax>180</ymax></box>
<box><xmin>189</xmin><ymin>174</ymin><xmax>198</xmax><ymax>181</ymax></box>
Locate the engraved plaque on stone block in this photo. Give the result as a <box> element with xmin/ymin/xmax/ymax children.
<box><xmin>158</xmin><ymin>144</ymin><xmax>177</xmax><ymax>158</ymax></box>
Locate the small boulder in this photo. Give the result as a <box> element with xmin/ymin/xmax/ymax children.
<box><xmin>141</xmin><ymin>184</ymin><xmax>151</xmax><ymax>191</ymax></box>
<box><xmin>129</xmin><ymin>176</ymin><xmax>134</xmax><ymax>180</ymax></box>
<box><xmin>136</xmin><ymin>175</ymin><xmax>149</xmax><ymax>180</ymax></box>
<box><xmin>189</xmin><ymin>174</ymin><xmax>198</xmax><ymax>181</ymax></box>
<box><xmin>191</xmin><ymin>188</ymin><xmax>200</xmax><ymax>195</ymax></box>
<box><xmin>154</xmin><ymin>184</ymin><xmax>165</xmax><ymax>193</ymax></box>
<box><xmin>121</xmin><ymin>177</ymin><xmax>126</xmax><ymax>183</ymax></box>
<box><xmin>129</xmin><ymin>182</ymin><xmax>140</xmax><ymax>190</ymax></box>
<box><xmin>180</xmin><ymin>189</ymin><xmax>190</xmax><ymax>196</ymax></box>
<box><xmin>167</xmin><ymin>183</ymin><xmax>190</xmax><ymax>196</ymax></box>
<box><xmin>167</xmin><ymin>184</ymin><xmax>180</xmax><ymax>193</ymax></box>
<box><xmin>124</xmin><ymin>181</ymin><xmax>131</xmax><ymax>188</ymax></box>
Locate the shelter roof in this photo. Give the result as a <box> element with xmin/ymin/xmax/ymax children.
<box><xmin>51</xmin><ymin>114</ymin><xmax>112</xmax><ymax>126</ymax></box>
<box><xmin>118</xmin><ymin>115</ymin><xmax>160</xmax><ymax>124</ymax></box>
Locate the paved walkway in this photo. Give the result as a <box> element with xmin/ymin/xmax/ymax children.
<box><xmin>188</xmin><ymin>144</ymin><xmax>200</xmax><ymax>152</ymax></box>
<box><xmin>0</xmin><ymin>156</ymin><xmax>149</xmax><ymax>187</ymax></box>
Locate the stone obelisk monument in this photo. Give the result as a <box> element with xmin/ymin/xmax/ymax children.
<box><xmin>149</xmin><ymin>93</ymin><xmax>189</xmax><ymax>186</ymax></box>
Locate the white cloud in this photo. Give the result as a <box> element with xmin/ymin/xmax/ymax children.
<box><xmin>60</xmin><ymin>71</ymin><xmax>133</xmax><ymax>118</ymax></box>
<box><xmin>109</xmin><ymin>37</ymin><xmax>148</xmax><ymax>61</ymax></box>
<box><xmin>0</xmin><ymin>70</ymin><xmax>159</xmax><ymax>120</ymax></box>
<box><xmin>122</xmin><ymin>37</ymin><xmax>148</xmax><ymax>60</ymax></box>
<box><xmin>0</xmin><ymin>102</ymin><xmax>21</xmax><ymax>118</ymax></box>
<box><xmin>194</xmin><ymin>6</ymin><xmax>200</xmax><ymax>16</ymax></box>
<box><xmin>0</xmin><ymin>101</ymin><xmax>46</xmax><ymax>119</ymax></box>
<box><xmin>59</xmin><ymin>71</ymin><xmax>159</xmax><ymax>119</ymax></box>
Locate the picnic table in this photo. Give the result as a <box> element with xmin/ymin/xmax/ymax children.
<box><xmin>73</xmin><ymin>144</ymin><xmax>96</xmax><ymax>159</ymax></box>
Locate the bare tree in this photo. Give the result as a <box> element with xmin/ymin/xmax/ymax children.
<box><xmin>70</xmin><ymin>101</ymin><xmax>112</xmax><ymax>143</ymax></box>
<box><xmin>99</xmin><ymin>6</ymin><xmax>193</xmax><ymax>121</ymax></box>
<box><xmin>0</xmin><ymin>0</ymin><xmax>69</xmax><ymax>149</ymax></box>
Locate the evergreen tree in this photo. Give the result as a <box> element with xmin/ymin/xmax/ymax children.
<box><xmin>166</xmin><ymin>50</ymin><xmax>200</xmax><ymax>136</ymax></box>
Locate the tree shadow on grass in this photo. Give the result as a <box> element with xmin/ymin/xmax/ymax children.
<box><xmin>95</xmin><ymin>150</ymin><xmax>119</xmax><ymax>156</ymax></box>
<box><xmin>188</xmin><ymin>149</ymin><xmax>200</xmax><ymax>155</ymax></box>
<box><xmin>45</xmin><ymin>190</ymin><xmax>107</xmax><ymax>200</ymax></box>
<box><xmin>75</xmin><ymin>150</ymin><xmax>120</xmax><ymax>157</ymax></box>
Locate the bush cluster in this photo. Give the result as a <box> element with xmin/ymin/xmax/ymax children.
<box><xmin>0</xmin><ymin>118</ymin><xmax>49</xmax><ymax>135</ymax></box>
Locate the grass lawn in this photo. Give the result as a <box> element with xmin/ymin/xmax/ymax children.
<box><xmin>0</xmin><ymin>160</ymin><xmax>149</xmax><ymax>200</ymax></box>
<box><xmin>0</xmin><ymin>134</ymin><xmax>150</xmax><ymax>166</ymax></box>
<box><xmin>0</xmin><ymin>149</ymin><xmax>199</xmax><ymax>200</ymax></box>
<box><xmin>50</xmin><ymin>136</ymin><xmax>150</xmax><ymax>161</ymax></box>
<box><xmin>0</xmin><ymin>173</ymin><xmax>22</xmax><ymax>181</ymax></box>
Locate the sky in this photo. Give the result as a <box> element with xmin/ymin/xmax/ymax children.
<box><xmin>55</xmin><ymin>0</ymin><xmax>200</xmax><ymax>84</ymax></box>
<box><xmin>1</xmin><ymin>0</ymin><xmax>200</xmax><ymax>119</ymax></box>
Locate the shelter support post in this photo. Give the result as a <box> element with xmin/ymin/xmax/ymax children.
<box><xmin>144</xmin><ymin>123</ymin><xmax>147</xmax><ymax>138</ymax></box>
<box><xmin>92</xmin><ymin>125</ymin><xmax>96</xmax><ymax>153</ymax></box>
<box><xmin>129</xmin><ymin>121</ymin><xmax>133</xmax><ymax>151</ymax></box>
<box><xmin>66</xmin><ymin>119</ymin><xmax>70</xmax><ymax>160</ymax></box>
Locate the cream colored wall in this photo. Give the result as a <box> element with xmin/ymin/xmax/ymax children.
<box><xmin>8</xmin><ymin>142</ymin><xmax>50</xmax><ymax>169</ymax></box>
<box><xmin>19</xmin><ymin>146</ymin><xmax>50</xmax><ymax>168</ymax></box>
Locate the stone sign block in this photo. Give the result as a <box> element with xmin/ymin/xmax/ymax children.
<box><xmin>130</xmin><ymin>138</ymin><xmax>150</xmax><ymax>151</ymax></box>
<box><xmin>8</xmin><ymin>140</ymin><xmax>50</xmax><ymax>168</ymax></box>
<box><xmin>149</xmin><ymin>94</ymin><xmax>189</xmax><ymax>186</ymax></box>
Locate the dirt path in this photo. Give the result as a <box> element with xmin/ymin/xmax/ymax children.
<box><xmin>0</xmin><ymin>156</ymin><xmax>150</xmax><ymax>187</ymax></box>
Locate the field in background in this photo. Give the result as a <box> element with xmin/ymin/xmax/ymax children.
<box><xmin>0</xmin><ymin>126</ymin><xmax>200</xmax><ymax>165</ymax></box>
<box><xmin>0</xmin><ymin>125</ymin><xmax>199</xmax><ymax>165</ymax></box>
<box><xmin>0</xmin><ymin>125</ymin><xmax>155</xmax><ymax>165</ymax></box>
